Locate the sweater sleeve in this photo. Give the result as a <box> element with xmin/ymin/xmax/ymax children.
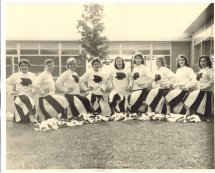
<box><xmin>33</xmin><ymin>73</ymin><xmax>45</xmax><ymax>94</ymax></box>
<box><xmin>6</xmin><ymin>74</ymin><xmax>15</xmax><ymax>95</ymax></box>
<box><xmin>56</xmin><ymin>72</ymin><xmax>67</xmax><ymax>93</ymax></box>
<box><xmin>185</xmin><ymin>68</ymin><xmax>197</xmax><ymax>89</ymax></box>
<box><xmin>127</xmin><ymin>70</ymin><xmax>133</xmax><ymax>87</ymax></box>
<box><xmin>107</xmin><ymin>70</ymin><xmax>114</xmax><ymax>89</ymax></box>
<box><xmin>80</xmin><ymin>72</ymin><xmax>90</xmax><ymax>92</ymax></box>
<box><xmin>165</xmin><ymin>68</ymin><xmax>176</xmax><ymax>85</ymax></box>
<box><xmin>101</xmin><ymin>73</ymin><xmax>108</xmax><ymax>92</ymax></box>
<box><xmin>201</xmin><ymin>69</ymin><xmax>214</xmax><ymax>90</ymax></box>
<box><xmin>146</xmin><ymin>67</ymin><xmax>154</xmax><ymax>84</ymax></box>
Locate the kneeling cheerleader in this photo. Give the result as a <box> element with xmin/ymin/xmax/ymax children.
<box><xmin>108</xmin><ymin>56</ymin><xmax>133</xmax><ymax>115</ymax></box>
<box><xmin>128</xmin><ymin>52</ymin><xmax>154</xmax><ymax>114</ymax></box>
<box><xmin>145</xmin><ymin>55</ymin><xmax>175</xmax><ymax>114</ymax></box>
<box><xmin>80</xmin><ymin>57</ymin><xmax>107</xmax><ymax>115</ymax></box>
<box><xmin>34</xmin><ymin>59</ymin><xmax>69</xmax><ymax>120</ymax></box>
<box><xmin>165</xmin><ymin>54</ymin><xmax>197</xmax><ymax>115</ymax></box>
<box><xmin>56</xmin><ymin>57</ymin><xmax>91</xmax><ymax>118</ymax></box>
<box><xmin>184</xmin><ymin>55</ymin><xmax>214</xmax><ymax>118</ymax></box>
<box><xmin>6</xmin><ymin>59</ymin><xmax>37</xmax><ymax>124</ymax></box>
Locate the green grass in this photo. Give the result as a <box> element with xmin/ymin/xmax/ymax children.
<box><xmin>6</xmin><ymin>93</ymin><xmax>214</xmax><ymax>169</ymax></box>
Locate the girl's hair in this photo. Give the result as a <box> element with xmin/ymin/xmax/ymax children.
<box><xmin>91</xmin><ymin>57</ymin><xmax>101</xmax><ymax>66</ymax></box>
<box><xmin>176</xmin><ymin>54</ymin><xmax>189</xmax><ymax>68</ymax></box>
<box><xmin>18</xmin><ymin>59</ymin><xmax>30</xmax><ymax>67</ymax></box>
<box><xmin>44</xmin><ymin>59</ymin><xmax>54</xmax><ymax>66</ymax></box>
<box><xmin>199</xmin><ymin>55</ymin><xmax>212</xmax><ymax>68</ymax></box>
<box><xmin>114</xmin><ymin>56</ymin><xmax>125</xmax><ymax>69</ymax></box>
<box><xmin>155</xmin><ymin>55</ymin><xmax>166</xmax><ymax>67</ymax></box>
<box><xmin>66</xmin><ymin>57</ymin><xmax>77</xmax><ymax>69</ymax></box>
<box><xmin>133</xmin><ymin>52</ymin><xmax>145</xmax><ymax>65</ymax></box>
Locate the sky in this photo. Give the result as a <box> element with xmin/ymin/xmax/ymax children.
<box><xmin>5</xmin><ymin>3</ymin><xmax>209</xmax><ymax>41</ymax></box>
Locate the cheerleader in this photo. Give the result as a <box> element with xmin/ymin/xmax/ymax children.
<box><xmin>34</xmin><ymin>59</ymin><xmax>69</xmax><ymax>120</ymax></box>
<box><xmin>6</xmin><ymin>59</ymin><xmax>37</xmax><ymax>124</ymax></box>
<box><xmin>128</xmin><ymin>52</ymin><xmax>154</xmax><ymax>114</ymax></box>
<box><xmin>56</xmin><ymin>57</ymin><xmax>91</xmax><ymax>118</ymax></box>
<box><xmin>108</xmin><ymin>56</ymin><xmax>133</xmax><ymax>115</ymax></box>
<box><xmin>165</xmin><ymin>54</ymin><xmax>197</xmax><ymax>114</ymax></box>
<box><xmin>184</xmin><ymin>55</ymin><xmax>214</xmax><ymax>118</ymax></box>
<box><xmin>80</xmin><ymin>57</ymin><xmax>107</xmax><ymax>115</ymax></box>
<box><xmin>145</xmin><ymin>55</ymin><xmax>175</xmax><ymax>114</ymax></box>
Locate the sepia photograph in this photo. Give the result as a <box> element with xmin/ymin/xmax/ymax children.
<box><xmin>2</xmin><ymin>0</ymin><xmax>214</xmax><ymax>171</ymax></box>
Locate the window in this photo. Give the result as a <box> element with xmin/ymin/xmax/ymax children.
<box><xmin>136</xmin><ymin>49</ymin><xmax>150</xmax><ymax>55</ymax></box>
<box><xmin>108</xmin><ymin>49</ymin><xmax>119</xmax><ymax>55</ymax></box>
<box><xmin>6</xmin><ymin>49</ymin><xmax>17</xmax><ymax>55</ymax></box>
<box><xmin>40</xmin><ymin>49</ymin><xmax>58</xmax><ymax>55</ymax></box>
<box><xmin>6</xmin><ymin>56</ymin><xmax>19</xmax><ymax>77</ymax></box>
<box><xmin>122</xmin><ymin>50</ymin><xmax>135</xmax><ymax>55</ymax></box>
<box><xmin>20</xmin><ymin>49</ymin><xmax>39</xmax><ymax>55</ymax></box>
<box><xmin>62</xmin><ymin>49</ymin><xmax>80</xmax><ymax>55</ymax></box>
<box><xmin>61</xmin><ymin>42</ymin><xmax>79</xmax><ymax>49</ymax></box>
<box><xmin>153</xmin><ymin>50</ymin><xmax>170</xmax><ymax>55</ymax></box>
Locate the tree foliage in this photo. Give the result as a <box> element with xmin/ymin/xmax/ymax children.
<box><xmin>77</xmin><ymin>3</ymin><xmax>108</xmax><ymax>61</ymax></box>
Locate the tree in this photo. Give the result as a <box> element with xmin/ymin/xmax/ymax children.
<box><xmin>77</xmin><ymin>3</ymin><xmax>108</xmax><ymax>62</ymax></box>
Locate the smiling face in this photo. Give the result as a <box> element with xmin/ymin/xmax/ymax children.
<box><xmin>199</xmin><ymin>57</ymin><xmax>208</xmax><ymax>68</ymax></box>
<box><xmin>68</xmin><ymin>61</ymin><xmax>77</xmax><ymax>72</ymax></box>
<box><xmin>19</xmin><ymin>62</ymin><xmax>29</xmax><ymax>74</ymax></box>
<box><xmin>92</xmin><ymin>61</ymin><xmax>100</xmax><ymax>72</ymax></box>
<box><xmin>155</xmin><ymin>58</ymin><xmax>162</xmax><ymax>68</ymax></box>
<box><xmin>115</xmin><ymin>58</ymin><xmax>123</xmax><ymax>69</ymax></box>
<box><xmin>134</xmin><ymin>55</ymin><xmax>143</xmax><ymax>65</ymax></box>
<box><xmin>178</xmin><ymin>57</ymin><xmax>186</xmax><ymax>67</ymax></box>
<box><xmin>45</xmin><ymin>62</ymin><xmax>54</xmax><ymax>73</ymax></box>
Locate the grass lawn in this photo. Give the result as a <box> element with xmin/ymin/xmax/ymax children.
<box><xmin>6</xmin><ymin>93</ymin><xmax>214</xmax><ymax>169</ymax></box>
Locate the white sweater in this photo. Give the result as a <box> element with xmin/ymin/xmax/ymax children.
<box><xmin>80</xmin><ymin>70</ymin><xmax>107</xmax><ymax>95</ymax></box>
<box><xmin>34</xmin><ymin>70</ymin><xmax>55</xmax><ymax>97</ymax></box>
<box><xmin>174</xmin><ymin>66</ymin><xmax>197</xmax><ymax>89</ymax></box>
<box><xmin>108</xmin><ymin>68</ymin><xmax>133</xmax><ymax>94</ymax></box>
<box><xmin>132</xmin><ymin>64</ymin><xmax>154</xmax><ymax>90</ymax></box>
<box><xmin>152</xmin><ymin>66</ymin><xmax>175</xmax><ymax>88</ymax></box>
<box><xmin>6</xmin><ymin>71</ymin><xmax>37</xmax><ymax>97</ymax></box>
<box><xmin>197</xmin><ymin>67</ymin><xmax>214</xmax><ymax>92</ymax></box>
<box><xmin>56</xmin><ymin>69</ymin><xmax>80</xmax><ymax>95</ymax></box>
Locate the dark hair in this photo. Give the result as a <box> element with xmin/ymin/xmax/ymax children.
<box><xmin>133</xmin><ymin>52</ymin><xmax>145</xmax><ymax>65</ymax></box>
<box><xmin>176</xmin><ymin>54</ymin><xmax>189</xmax><ymax>68</ymax></box>
<box><xmin>199</xmin><ymin>55</ymin><xmax>212</xmax><ymax>68</ymax></box>
<box><xmin>91</xmin><ymin>57</ymin><xmax>101</xmax><ymax>66</ymax></box>
<box><xmin>114</xmin><ymin>56</ymin><xmax>125</xmax><ymax>69</ymax></box>
<box><xmin>44</xmin><ymin>59</ymin><xmax>54</xmax><ymax>66</ymax></box>
<box><xmin>18</xmin><ymin>59</ymin><xmax>30</xmax><ymax>67</ymax></box>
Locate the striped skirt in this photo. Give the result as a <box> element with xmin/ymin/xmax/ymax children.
<box><xmin>13</xmin><ymin>95</ymin><xmax>36</xmax><ymax>123</ymax></box>
<box><xmin>184</xmin><ymin>90</ymin><xmax>213</xmax><ymax>116</ymax></box>
<box><xmin>165</xmin><ymin>89</ymin><xmax>189</xmax><ymax>114</ymax></box>
<box><xmin>39</xmin><ymin>94</ymin><xmax>69</xmax><ymax>120</ymax></box>
<box><xmin>108</xmin><ymin>90</ymin><xmax>127</xmax><ymax>114</ymax></box>
<box><xmin>145</xmin><ymin>88</ymin><xmax>169</xmax><ymax>113</ymax></box>
<box><xmin>65</xmin><ymin>94</ymin><xmax>92</xmax><ymax>118</ymax></box>
<box><xmin>86</xmin><ymin>93</ymin><xmax>104</xmax><ymax>115</ymax></box>
<box><xmin>127</xmin><ymin>88</ymin><xmax>150</xmax><ymax>113</ymax></box>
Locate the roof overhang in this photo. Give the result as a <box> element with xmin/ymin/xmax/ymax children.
<box><xmin>184</xmin><ymin>3</ymin><xmax>214</xmax><ymax>35</ymax></box>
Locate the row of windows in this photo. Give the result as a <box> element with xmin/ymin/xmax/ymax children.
<box><xmin>6</xmin><ymin>41</ymin><xmax>171</xmax><ymax>49</ymax></box>
<box><xmin>6</xmin><ymin>48</ymin><xmax>170</xmax><ymax>55</ymax></box>
<box><xmin>6</xmin><ymin>56</ymin><xmax>86</xmax><ymax>78</ymax></box>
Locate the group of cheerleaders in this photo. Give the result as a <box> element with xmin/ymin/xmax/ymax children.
<box><xmin>6</xmin><ymin>52</ymin><xmax>214</xmax><ymax>125</ymax></box>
